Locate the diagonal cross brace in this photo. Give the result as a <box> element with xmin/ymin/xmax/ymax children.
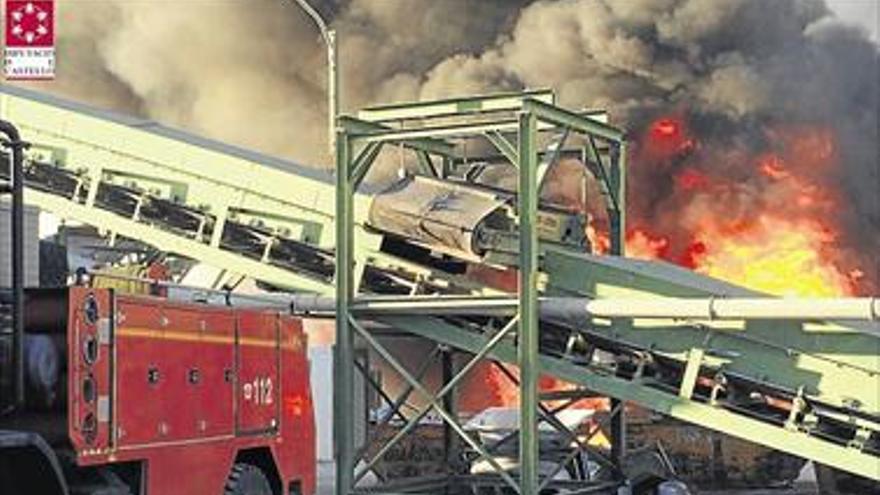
<box><xmin>492</xmin><ymin>362</ymin><xmax>620</xmax><ymax>487</ymax></box>
<box><xmin>537</xmin><ymin>402</ymin><xmax>625</xmax><ymax>491</ymax></box>
<box><xmin>354</xmin><ymin>359</ymin><xmax>409</xmax><ymax>424</ymax></box>
<box><xmin>584</xmin><ymin>135</ymin><xmax>620</xmax><ymax>214</ymax></box>
<box><xmin>350</xmin><ymin>315</ymin><xmax>522</xmax><ymax>492</ymax></box>
<box><xmin>484</xmin><ymin>130</ymin><xmax>519</xmax><ymax>165</ymax></box>
<box><xmin>535</xmin><ymin>127</ymin><xmax>570</xmax><ymax>191</ymax></box>
<box><xmin>351</xmin><ymin>142</ymin><xmax>384</xmax><ymax>187</ymax></box>
<box><xmin>354</xmin><ymin>345</ymin><xmax>442</xmax><ymax>467</ymax></box>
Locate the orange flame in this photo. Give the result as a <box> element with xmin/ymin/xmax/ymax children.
<box><xmin>482</xmin><ymin>364</ymin><xmax>610</xmax><ymax>411</ymax></box>
<box><xmin>623</xmin><ymin>121</ymin><xmax>868</xmax><ymax>297</ymax></box>
<box><xmin>692</xmin><ymin>215</ymin><xmax>857</xmax><ymax>296</ymax></box>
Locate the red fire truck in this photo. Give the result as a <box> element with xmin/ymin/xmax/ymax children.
<box><xmin>0</xmin><ymin>286</ymin><xmax>317</xmax><ymax>495</ymax></box>
<box><xmin>0</xmin><ymin>117</ymin><xmax>315</xmax><ymax>495</ymax></box>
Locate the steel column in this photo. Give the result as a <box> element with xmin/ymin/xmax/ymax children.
<box><xmin>357</xmin><ymin>89</ymin><xmax>555</xmax><ymax>122</ymax></box>
<box><xmin>441</xmin><ymin>346</ymin><xmax>457</xmax><ymax>469</ymax></box>
<box><xmin>334</xmin><ymin>130</ymin><xmax>355</xmax><ymax>495</ymax></box>
<box><xmin>609</xmin><ymin>139</ymin><xmax>627</xmax><ymax>464</ymax></box>
<box><xmin>518</xmin><ymin>110</ymin><xmax>540</xmax><ymax>495</ymax></box>
<box><xmin>610</xmin><ymin>140</ymin><xmax>626</xmax><ymax>256</ymax></box>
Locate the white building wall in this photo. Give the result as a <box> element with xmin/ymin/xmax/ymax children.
<box><xmin>0</xmin><ymin>200</ymin><xmax>39</xmax><ymax>286</ymax></box>
<box><xmin>309</xmin><ymin>345</ymin><xmax>335</xmax><ymax>462</ymax></box>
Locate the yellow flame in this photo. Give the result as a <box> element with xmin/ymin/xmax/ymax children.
<box><xmin>695</xmin><ymin>216</ymin><xmax>852</xmax><ymax>297</ymax></box>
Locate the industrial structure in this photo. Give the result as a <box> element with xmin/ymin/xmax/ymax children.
<box><xmin>0</xmin><ymin>84</ymin><xmax>878</xmax><ymax>494</ymax></box>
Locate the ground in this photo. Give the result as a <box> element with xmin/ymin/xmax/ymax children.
<box><xmin>314</xmin><ymin>461</ymin><xmax>821</xmax><ymax>494</ymax></box>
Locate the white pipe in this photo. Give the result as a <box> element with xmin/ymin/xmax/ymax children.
<box><xmin>580</xmin><ymin>297</ymin><xmax>880</xmax><ymax>321</ymax></box>
<box><xmin>353</xmin><ymin>295</ymin><xmax>880</xmax><ymax>323</ymax></box>
<box><xmin>86</xmin><ymin>269</ymin><xmax>880</xmax><ymax>323</ymax></box>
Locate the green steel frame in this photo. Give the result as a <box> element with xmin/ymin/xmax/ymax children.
<box><xmin>334</xmin><ymin>91</ymin><xmax>627</xmax><ymax>495</ymax></box>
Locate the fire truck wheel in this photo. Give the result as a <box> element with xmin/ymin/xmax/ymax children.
<box><xmin>224</xmin><ymin>462</ymin><xmax>273</xmax><ymax>495</ymax></box>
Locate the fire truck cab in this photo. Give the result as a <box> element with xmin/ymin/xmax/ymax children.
<box><xmin>0</xmin><ymin>286</ymin><xmax>316</xmax><ymax>495</ymax></box>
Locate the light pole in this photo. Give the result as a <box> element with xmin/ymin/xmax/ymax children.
<box><xmin>289</xmin><ymin>3</ymin><xmax>346</xmax><ymax>493</ymax></box>
<box><xmin>291</xmin><ymin>0</ymin><xmax>337</xmax><ymax>159</ymax></box>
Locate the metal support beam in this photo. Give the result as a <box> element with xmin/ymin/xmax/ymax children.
<box><xmin>610</xmin><ymin>140</ymin><xmax>626</xmax><ymax>256</ymax></box>
<box><xmin>536</xmin><ymin>127</ymin><xmax>570</xmax><ymax>191</ymax></box>
<box><xmin>679</xmin><ymin>347</ymin><xmax>705</xmax><ymax>399</ymax></box>
<box><xmin>493</xmin><ymin>362</ymin><xmax>619</xmax><ymax>482</ymax></box>
<box><xmin>518</xmin><ymin>110</ymin><xmax>540</xmax><ymax>495</ymax></box>
<box><xmin>585</xmin><ymin>136</ymin><xmax>620</xmax><ymax>213</ymax></box>
<box><xmin>608</xmin><ymin>139</ymin><xmax>626</xmax><ymax>465</ymax></box>
<box><xmin>337</xmin><ymin>115</ymin><xmax>455</xmax><ymax>156</ymax></box>
<box><xmin>441</xmin><ymin>347</ymin><xmax>458</xmax><ymax>467</ymax></box>
<box><xmin>537</xmin><ymin>402</ymin><xmax>626</xmax><ymax>491</ymax></box>
<box><xmin>353</xmin><ymin>359</ymin><xmax>408</xmax><ymax>423</ymax></box>
<box><xmin>484</xmin><ymin>130</ymin><xmax>518</xmax><ymax>165</ymax></box>
<box><xmin>351</xmin><ymin>142</ymin><xmax>383</xmax><ymax>188</ymax></box>
<box><xmin>483</xmin><ymin>388</ymin><xmax>578</xmax><ymax>455</ymax></box>
<box><xmin>352</xmin><ymin>117</ymin><xmax>547</xmax><ymax>144</ymax></box>
<box><xmin>335</xmin><ymin>131</ymin><xmax>355</xmax><ymax>495</ymax></box>
<box><xmin>524</xmin><ymin>97</ymin><xmax>625</xmax><ymax>142</ymax></box>
<box><xmin>357</xmin><ymin>89</ymin><xmax>555</xmax><ymax>122</ymax></box>
<box><xmin>415</xmin><ymin>150</ymin><xmax>438</xmax><ymax>178</ymax></box>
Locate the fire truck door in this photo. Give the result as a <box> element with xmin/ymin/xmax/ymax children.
<box><xmin>236</xmin><ymin>312</ymin><xmax>280</xmax><ymax>434</ymax></box>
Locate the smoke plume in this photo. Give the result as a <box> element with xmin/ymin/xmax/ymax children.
<box><xmin>16</xmin><ymin>0</ymin><xmax>879</xmax><ymax>294</ymax></box>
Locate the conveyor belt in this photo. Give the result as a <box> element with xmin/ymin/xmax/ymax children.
<box><xmin>372</xmin><ymin>314</ymin><xmax>880</xmax><ymax>480</ymax></box>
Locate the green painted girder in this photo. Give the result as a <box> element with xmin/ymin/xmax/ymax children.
<box><xmin>357</xmin><ymin>88</ymin><xmax>555</xmax><ymax>122</ymax></box>
<box><xmin>543</xmin><ymin>249</ymin><xmax>880</xmax><ymax>417</ymax></box>
<box><xmin>336</xmin><ymin>95</ymin><xmax>630</xmax><ymax>495</ymax></box>
<box><xmin>374</xmin><ymin>315</ymin><xmax>880</xmax><ymax>481</ymax></box>
<box><xmin>517</xmin><ymin>109</ymin><xmax>540</xmax><ymax>495</ymax></box>
<box><xmin>335</xmin><ymin>130</ymin><xmax>357</xmax><ymax>495</ymax></box>
<box><xmin>337</xmin><ymin>115</ymin><xmax>455</xmax><ymax>157</ymax></box>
